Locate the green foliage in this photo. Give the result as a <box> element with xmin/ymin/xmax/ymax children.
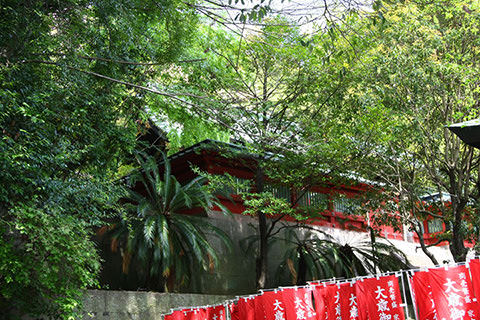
<box><xmin>275</xmin><ymin>228</ymin><xmax>410</xmax><ymax>285</ymax></box>
<box><xmin>192</xmin><ymin>168</ymin><xmax>252</xmax><ymax>196</ymax></box>
<box><xmin>106</xmin><ymin>154</ymin><xmax>232</xmax><ymax>292</ymax></box>
<box><xmin>0</xmin><ymin>204</ymin><xmax>100</xmax><ymax>319</ymax></box>
<box><xmin>1</xmin><ymin>0</ymin><xmax>198</xmax><ymax>317</ymax></box>
<box><xmin>157</xmin><ymin>16</ymin><xmax>384</xmax><ymax>288</ymax></box>
<box><xmin>344</xmin><ymin>0</ymin><xmax>480</xmax><ymax>261</ymax></box>
<box><xmin>161</xmin><ymin>17</ymin><xmax>323</xmax><ymax>148</ymax></box>
<box><xmin>242</xmin><ymin>192</ymin><xmax>298</xmax><ymax>219</ymax></box>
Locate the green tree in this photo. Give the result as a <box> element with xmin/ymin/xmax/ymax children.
<box><xmin>105</xmin><ymin>154</ymin><xmax>232</xmax><ymax>292</ymax></box>
<box><xmin>172</xmin><ymin>19</ymin><xmax>334</xmax><ymax>289</ymax></box>
<box><xmin>160</xmin><ymin>15</ymin><xmax>377</xmax><ymax>288</ymax></box>
<box><xmin>1</xmin><ymin>0</ymin><xmax>197</xmax><ymax>317</ymax></box>
<box><xmin>344</xmin><ymin>0</ymin><xmax>480</xmax><ymax>262</ymax></box>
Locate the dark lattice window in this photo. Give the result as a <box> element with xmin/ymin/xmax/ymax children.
<box><xmin>427</xmin><ymin>218</ymin><xmax>443</xmax><ymax>233</ymax></box>
<box><xmin>333</xmin><ymin>197</ymin><xmax>362</xmax><ymax>215</ymax></box>
<box><xmin>297</xmin><ymin>190</ymin><xmax>329</xmax><ymax>209</ymax></box>
<box><xmin>264</xmin><ymin>183</ymin><xmax>291</xmax><ymax>202</ymax></box>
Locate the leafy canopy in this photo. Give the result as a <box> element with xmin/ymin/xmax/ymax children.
<box><xmin>1</xmin><ymin>0</ymin><xmax>197</xmax><ymax>317</ymax></box>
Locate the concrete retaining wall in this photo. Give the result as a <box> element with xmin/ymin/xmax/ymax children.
<box><xmin>82</xmin><ymin>290</ymin><xmax>233</xmax><ymax>320</ymax></box>
<box><xmin>98</xmin><ymin>209</ymin><xmax>454</xmax><ymax>296</ymax></box>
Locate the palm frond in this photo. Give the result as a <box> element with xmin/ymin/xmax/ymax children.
<box><xmin>275</xmin><ymin>228</ymin><xmax>410</xmax><ymax>285</ymax></box>
<box><xmin>103</xmin><ymin>152</ymin><xmax>232</xmax><ymax>291</ymax></box>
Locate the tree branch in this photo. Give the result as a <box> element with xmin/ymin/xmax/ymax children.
<box><xmin>23</xmin><ymin>59</ymin><xmax>242</xmax><ymax>133</ymax></box>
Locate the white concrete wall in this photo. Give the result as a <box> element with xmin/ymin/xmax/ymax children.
<box><xmin>200</xmin><ymin>210</ymin><xmax>454</xmax><ymax>294</ymax></box>
<box><xmin>312</xmin><ymin>225</ymin><xmax>454</xmax><ymax>266</ymax></box>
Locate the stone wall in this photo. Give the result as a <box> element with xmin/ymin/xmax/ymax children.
<box><xmin>82</xmin><ymin>290</ymin><xmax>233</xmax><ymax>320</ymax></box>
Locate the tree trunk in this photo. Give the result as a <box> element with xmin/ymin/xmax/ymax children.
<box><xmin>450</xmin><ymin>204</ymin><xmax>468</xmax><ymax>262</ymax></box>
<box><xmin>255</xmin><ymin>166</ymin><xmax>268</xmax><ymax>289</ymax></box>
<box><xmin>165</xmin><ymin>269</ymin><xmax>176</xmax><ymax>292</ymax></box>
<box><xmin>414</xmin><ymin>221</ymin><xmax>439</xmax><ymax>265</ymax></box>
<box><xmin>297</xmin><ymin>250</ymin><xmax>307</xmax><ymax>285</ymax></box>
<box><xmin>367</xmin><ymin>225</ymin><xmax>378</xmax><ymax>272</ymax></box>
<box><xmin>445</xmin><ymin>164</ymin><xmax>469</xmax><ymax>262</ymax></box>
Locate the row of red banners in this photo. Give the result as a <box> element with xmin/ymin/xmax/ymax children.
<box><xmin>164</xmin><ymin>259</ymin><xmax>480</xmax><ymax>320</ymax></box>
<box><xmin>411</xmin><ymin>259</ymin><xmax>480</xmax><ymax>320</ymax></box>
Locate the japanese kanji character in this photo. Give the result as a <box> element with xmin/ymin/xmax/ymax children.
<box><xmin>450</xmin><ymin>308</ymin><xmax>465</xmax><ymax>320</ymax></box>
<box><xmin>349</xmin><ymin>294</ymin><xmax>357</xmax><ymax>306</ymax></box>
<box><xmin>294</xmin><ymin>297</ymin><xmax>304</xmax><ymax>309</ymax></box>
<box><xmin>379</xmin><ymin>312</ymin><xmax>392</xmax><ymax>320</ymax></box>
<box><xmin>445</xmin><ymin>278</ymin><xmax>460</xmax><ymax>293</ymax></box>
<box><xmin>275</xmin><ymin>310</ymin><xmax>285</xmax><ymax>320</ymax></box>
<box><xmin>274</xmin><ymin>300</ymin><xmax>284</xmax><ymax>311</ymax></box>
<box><xmin>375</xmin><ymin>286</ymin><xmax>387</xmax><ymax>299</ymax></box>
<box><xmin>296</xmin><ymin>308</ymin><xmax>306</xmax><ymax>320</ymax></box>
<box><xmin>304</xmin><ymin>293</ymin><xmax>310</xmax><ymax>301</ymax></box>
<box><xmin>334</xmin><ymin>292</ymin><xmax>340</xmax><ymax>304</ymax></box>
<box><xmin>350</xmin><ymin>306</ymin><xmax>358</xmax><ymax>319</ymax></box>
<box><xmin>447</xmin><ymin>293</ymin><xmax>464</xmax><ymax>308</ymax></box>
<box><xmin>377</xmin><ymin>299</ymin><xmax>390</xmax><ymax>312</ymax></box>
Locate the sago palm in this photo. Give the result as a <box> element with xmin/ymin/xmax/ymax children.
<box><xmin>105</xmin><ymin>153</ymin><xmax>232</xmax><ymax>292</ymax></box>
<box><xmin>275</xmin><ymin>227</ymin><xmax>411</xmax><ymax>285</ymax></box>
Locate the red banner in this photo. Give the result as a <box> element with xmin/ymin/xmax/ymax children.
<box><xmin>469</xmin><ymin>259</ymin><xmax>480</xmax><ymax>302</ymax></box>
<box><xmin>229</xmin><ymin>302</ymin><xmax>239</xmax><ymax>320</ymax></box>
<box><xmin>339</xmin><ymin>282</ymin><xmax>359</xmax><ymax>320</ymax></box>
<box><xmin>190</xmin><ymin>308</ymin><xmax>207</xmax><ymax>320</ymax></box>
<box><xmin>282</xmin><ymin>287</ymin><xmax>316</xmax><ymax>320</ymax></box>
<box><xmin>312</xmin><ymin>284</ymin><xmax>328</xmax><ymax>320</ymax></box>
<box><xmin>166</xmin><ymin>310</ymin><xmax>187</xmax><ymax>320</ymax></box>
<box><xmin>411</xmin><ymin>271</ymin><xmax>437</xmax><ymax>320</ymax></box>
<box><xmin>238</xmin><ymin>297</ymin><xmax>256</xmax><ymax>320</ymax></box>
<box><xmin>426</xmin><ymin>265</ymin><xmax>480</xmax><ymax>320</ymax></box>
<box><xmin>355</xmin><ymin>275</ymin><xmax>405</xmax><ymax>320</ymax></box>
<box><xmin>262</xmin><ymin>290</ymin><xmax>286</xmax><ymax>320</ymax></box>
<box><xmin>185</xmin><ymin>310</ymin><xmax>193</xmax><ymax>320</ymax></box>
<box><xmin>171</xmin><ymin>310</ymin><xmax>189</xmax><ymax>320</ymax></box>
<box><xmin>318</xmin><ymin>282</ymin><xmax>359</xmax><ymax>320</ymax></box>
<box><xmin>312</xmin><ymin>282</ymin><xmax>359</xmax><ymax>320</ymax></box>
<box><xmin>205</xmin><ymin>305</ymin><xmax>226</xmax><ymax>320</ymax></box>
<box><xmin>254</xmin><ymin>294</ymin><xmax>266</xmax><ymax>320</ymax></box>
<box><xmin>325</xmin><ymin>284</ymin><xmax>342</xmax><ymax>320</ymax></box>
